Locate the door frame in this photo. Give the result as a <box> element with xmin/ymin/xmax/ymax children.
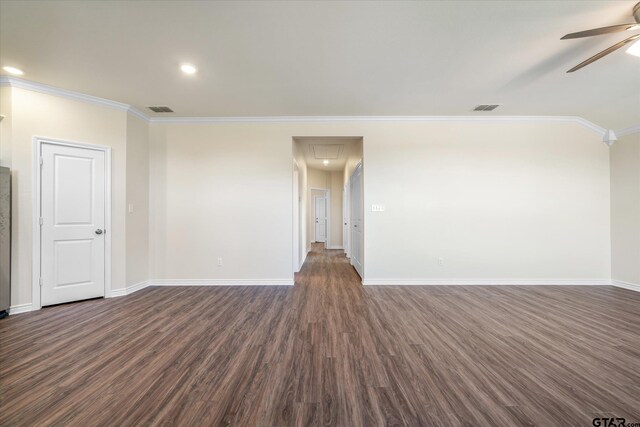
<box><xmin>343</xmin><ymin>181</ymin><xmax>350</xmax><ymax>258</ymax></box>
<box><xmin>293</xmin><ymin>160</ymin><xmax>300</xmax><ymax>273</ymax></box>
<box><xmin>31</xmin><ymin>137</ymin><xmax>112</xmax><ymax>310</ymax></box>
<box><xmin>349</xmin><ymin>160</ymin><xmax>364</xmax><ymax>279</ymax></box>
<box><xmin>309</xmin><ymin>187</ymin><xmax>330</xmax><ymax>247</ymax></box>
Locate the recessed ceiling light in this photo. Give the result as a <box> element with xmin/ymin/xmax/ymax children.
<box><xmin>323</xmin><ymin>160</ymin><xmax>329</xmax><ymax>166</ymax></box>
<box><xmin>180</xmin><ymin>63</ymin><xmax>197</xmax><ymax>75</ymax></box>
<box><xmin>627</xmin><ymin>39</ymin><xmax>640</xmax><ymax>57</ymax></box>
<box><xmin>3</xmin><ymin>66</ymin><xmax>24</xmax><ymax>75</ymax></box>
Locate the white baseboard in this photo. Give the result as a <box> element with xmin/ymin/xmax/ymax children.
<box><xmin>108</xmin><ymin>280</ymin><xmax>150</xmax><ymax>298</ymax></box>
<box><xmin>127</xmin><ymin>280</ymin><xmax>151</xmax><ymax>294</ymax></box>
<box><xmin>298</xmin><ymin>250</ymin><xmax>309</xmax><ymax>271</ymax></box>
<box><xmin>150</xmin><ymin>279</ymin><xmax>294</xmax><ymax>286</ymax></box>
<box><xmin>9</xmin><ymin>303</ymin><xmax>33</xmax><ymax>315</ymax></box>
<box><xmin>326</xmin><ymin>245</ymin><xmax>344</xmax><ymax>250</ymax></box>
<box><xmin>362</xmin><ymin>279</ymin><xmax>612</xmax><ymax>286</ymax></box>
<box><xmin>612</xmin><ymin>280</ymin><xmax>640</xmax><ymax>292</ymax></box>
<box><xmin>109</xmin><ymin>288</ymin><xmax>127</xmax><ymax>297</ymax></box>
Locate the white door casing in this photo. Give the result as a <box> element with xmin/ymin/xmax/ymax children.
<box><xmin>293</xmin><ymin>166</ymin><xmax>300</xmax><ymax>272</ymax></box>
<box><xmin>315</xmin><ymin>195</ymin><xmax>327</xmax><ymax>243</ymax></box>
<box><xmin>343</xmin><ymin>182</ymin><xmax>350</xmax><ymax>258</ymax></box>
<box><xmin>40</xmin><ymin>142</ymin><xmax>107</xmax><ymax>306</ymax></box>
<box><xmin>350</xmin><ymin>163</ymin><xmax>363</xmax><ymax>278</ymax></box>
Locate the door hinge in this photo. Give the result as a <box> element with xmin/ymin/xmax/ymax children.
<box><xmin>39</xmin><ymin>277</ymin><xmax>43</xmax><ymax>287</ymax></box>
<box><xmin>39</xmin><ymin>217</ymin><xmax>43</xmax><ymax>226</ymax></box>
<box><xmin>39</xmin><ymin>157</ymin><xmax>43</xmax><ymax>166</ymax></box>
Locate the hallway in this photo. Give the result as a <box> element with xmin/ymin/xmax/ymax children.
<box><xmin>1</xmin><ymin>244</ymin><xmax>639</xmax><ymax>425</ymax></box>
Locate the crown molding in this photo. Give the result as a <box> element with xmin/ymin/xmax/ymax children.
<box><xmin>127</xmin><ymin>106</ymin><xmax>150</xmax><ymax>122</ymax></box>
<box><xmin>0</xmin><ymin>75</ymin><xmax>611</xmax><ymax>135</ymax></box>
<box><xmin>1</xmin><ymin>76</ymin><xmax>150</xmax><ymax>122</ymax></box>
<box><xmin>148</xmin><ymin>114</ymin><xmax>606</xmax><ymax>135</ymax></box>
<box><xmin>615</xmin><ymin>123</ymin><xmax>640</xmax><ymax>138</ymax></box>
<box><xmin>1</xmin><ymin>75</ymin><xmax>131</xmax><ymax>111</ymax></box>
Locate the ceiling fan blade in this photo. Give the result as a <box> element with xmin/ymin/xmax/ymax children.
<box><xmin>561</xmin><ymin>23</ymin><xmax>640</xmax><ymax>40</ymax></box>
<box><xmin>567</xmin><ymin>34</ymin><xmax>640</xmax><ymax>72</ymax></box>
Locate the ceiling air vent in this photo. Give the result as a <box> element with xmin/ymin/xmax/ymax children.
<box><xmin>148</xmin><ymin>106</ymin><xmax>174</xmax><ymax>113</ymax></box>
<box><xmin>473</xmin><ymin>104</ymin><xmax>500</xmax><ymax>112</ymax></box>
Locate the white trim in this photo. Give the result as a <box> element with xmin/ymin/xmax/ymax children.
<box><xmin>614</xmin><ymin>124</ymin><xmax>640</xmax><ymax>138</ymax></box>
<box><xmin>9</xmin><ymin>303</ymin><xmax>33</xmax><ymax>315</ymax></box>
<box><xmin>349</xmin><ymin>162</ymin><xmax>364</xmax><ymax>279</ymax></box>
<box><xmin>108</xmin><ymin>280</ymin><xmax>150</xmax><ymax>297</ymax></box>
<box><xmin>32</xmin><ymin>137</ymin><xmax>113</xmax><ymax>310</ymax></box>
<box><xmin>362</xmin><ymin>279</ymin><xmax>612</xmax><ymax>286</ymax></box>
<box><xmin>127</xmin><ymin>107</ymin><xmax>149</xmax><ymax>122</ymax></box>
<box><xmin>150</xmin><ymin>279</ymin><xmax>294</xmax><ymax>286</ymax></box>
<box><xmin>293</xmin><ymin>161</ymin><xmax>300</xmax><ymax>273</ymax></box>
<box><xmin>602</xmin><ymin>129</ymin><xmax>617</xmax><ymax>147</ymax></box>
<box><xmin>327</xmin><ymin>245</ymin><xmax>344</xmax><ymax>250</ymax></box>
<box><xmin>146</xmin><ymin>115</ymin><xmax>606</xmax><ymax>134</ymax></box>
<box><xmin>0</xmin><ymin>76</ymin><xmax>615</xmax><ymax>135</ymax></box>
<box><xmin>109</xmin><ymin>288</ymin><xmax>127</xmax><ymax>298</ymax></box>
<box><xmin>612</xmin><ymin>280</ymin><xmax>640</xmax><ymax>292</ymax></box>
<box><xmin>127</xmin><ymin>280</ymin><xmax>150</xmax><ymax>294</ymax></box>
<box><xmin>299</xmin><ymin>248</ymin><xmax>309</xmax><ymax>271</ymax></box>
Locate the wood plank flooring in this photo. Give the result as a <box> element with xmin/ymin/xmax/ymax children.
<box><xmin>1</xmin><ymin>243</ymin><xmax>640</xmax><ymax>426</ymax></box>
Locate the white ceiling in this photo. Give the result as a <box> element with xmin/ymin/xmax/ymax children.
<box><xmin>295</xmin><ymin>137</ymin><xmax>362</xmax><ymax>171</ymax></box>
<box><xmin>1</xmin><ymin>1</ymin><xmax>639</xmax><ymax>129</ymax></box>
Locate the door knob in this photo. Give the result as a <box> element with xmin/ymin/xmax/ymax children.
<box><xmin>95</xmin><ymin>229</ymin><xmax>103</xmax><ymax>235</ymax></box>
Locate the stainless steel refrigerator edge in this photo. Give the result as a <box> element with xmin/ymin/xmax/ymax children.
<box><xmin>0</xmin><ymin>166</ymin><xmax>10</xmax><ymax>317</ymax></box>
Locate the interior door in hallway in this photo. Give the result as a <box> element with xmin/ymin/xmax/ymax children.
<box><xmin>40</xmin><ymin>142</ymin><xmax>106</xmax><ymax>306</ymax></box>
<box><xmin>343</xmin><ymin>182</ymin><xmax>350</xmax><ymax>258</ymax></box>
<box><xmin>350</xmin><ymin>163</ymin><xmax>363</xmax><ymax>278</ymax></box>
<box><xmin>315</xmin><ymin>195</ymin><xmax>327</xmax><ymax>243</ymax></box>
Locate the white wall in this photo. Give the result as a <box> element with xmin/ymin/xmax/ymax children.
<box><xmin>330</xmin><ymin>171</ymin><xmax>343</xmax><ymax>248</ymax></box>
<box><xmin>364</xmin><ymin>122</ymin><xmax>610</xmax><ymax>282</ymax></box>
<box><xmin>150</xmin><ymin>120</ymin><xmax>610</xmax><ymax>284</ymax></box>
<box><xmin>148</xmin><ymin>123</ymin><xmax>293</xmax><ymax>283</ymax></box>
<box><xmin>0</xmin><ymin>87</ymin><xmax>12</xmax><ymax>169</ymax></box>
<box><xmin>0</xmin><ymin>84</ymin><xmax>622</xmax><ymax>306</ymax></box>
<box><xmin>343</xmin><ymin>139</ymin><xmax>363</xmax><ymax>186</ymax></box>
<box><xmin>293</xmin><ymin>141</ymin><xmax>307</xmax><ymax>269</ymax></box>
<box><xmin>0</xmin><ymin>87</ymin><xmax>128</xmax><ymax>306</ymax></box>
<box><xmin>125</xmin><ymin>113</ymin><xmax>150</xmax><ymax>287</ymax></box>
<box><xmin>610</xmin><ymin>133</ymin><xmax>640</xmax><ymax>287</ymax></box>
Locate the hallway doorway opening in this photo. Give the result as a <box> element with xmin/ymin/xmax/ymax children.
<box><xmin>292</xmin><ymin>136</ymin><xmax>364</xmax><ymax>279</ymax></box>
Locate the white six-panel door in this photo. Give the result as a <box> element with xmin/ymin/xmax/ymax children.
<box><xmin>350</xmin><ymin>164</ymin><xmax>363</xmax><ymax>278</ymax></box>
<box><xmin>314</xmin><ymin>195</ymin><xmax>327</xmax><ymax>243</ymax></box>
<box><xmin>40</xmin><ymin>143</ymin><xmax>106</xmax><ymax>306</ymax></box>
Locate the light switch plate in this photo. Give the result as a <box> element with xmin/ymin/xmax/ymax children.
<box><xmin>371</xmin><ymin>204</ymin><xmax>385</xmax><ymax>212</ymax></box>
<box><xmin>128</xmin><ymin>204</ymin><xmax>134</xmax><ymax>213</ymax></box>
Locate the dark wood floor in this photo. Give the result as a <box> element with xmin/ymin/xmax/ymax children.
<box><xmin>1</xmin><ymin>244</ymin><xmax>639</xmax><ymax>426</ymax></box>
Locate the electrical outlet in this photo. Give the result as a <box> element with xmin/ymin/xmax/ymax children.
<box><xmin>438</xmin><ymin>257</ymin><xmax>444</xmax><ymax>266</ymax></box>
<box><xmin>217</xmin><ymin>257</ymin><xmax>223</xmax><ymax>266</ymax></box>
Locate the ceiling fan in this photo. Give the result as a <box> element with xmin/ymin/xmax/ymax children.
<box><xmin>561</xmin><ymin>2</ymin><xmax>640</xmax><ymax>72</ymax></box>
